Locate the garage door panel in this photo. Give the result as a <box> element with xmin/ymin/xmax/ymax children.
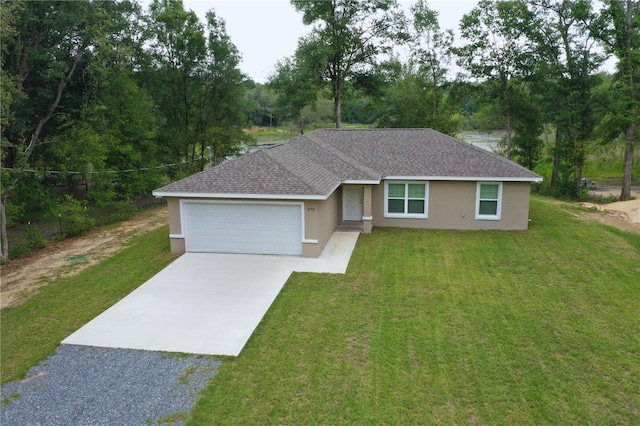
<box><xmin>184</xmin><ymin>203</ymin><xmax>302</xmax><ymax>255</ymax></box>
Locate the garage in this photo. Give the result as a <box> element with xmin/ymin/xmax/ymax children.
<box><xmin>183</xmin><ymin>201</ymin><xmax>303</xmax><ymax>255</ymax></box>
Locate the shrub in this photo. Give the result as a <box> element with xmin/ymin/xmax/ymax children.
<box><xmin>58</xmin><ymin>195</ymin><xmax>94</xmax><ymax>237</ymax></box>
<box><xmin>25</xmin><ymin>223</ymin><xmax>46</xmax><ymax>250</ymax></box>
<box><xmin>8</xmin><ymin>244</ymin><xmax>31</xmax><ymax>260</ymax></box>
<box><xmin>91</xmin><ymin>201</ymin><xmax>139</xmax><ymax>226</ymax></box>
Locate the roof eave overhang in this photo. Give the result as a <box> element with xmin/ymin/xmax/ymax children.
<box><xmin>152</xmin><ymin>191</ymin><xmax>331</xmax><ymax>200</ymax></box>
<box><xmin>342</xmin><ymin>179</ymin><xmax>382</xmax><ymax>184</ymax></box>
<box><xmin>383</xmin><ymin>176</ymin><xmax>543</xmax><ymax>182</ymax></box>
<box><xmin>152</xmin><ymin>176</ymin><xmax>543</xmax><ymax>199</ymax></box>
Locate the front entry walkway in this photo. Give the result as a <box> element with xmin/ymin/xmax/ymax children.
<box><xmin>62</xmin><ymin>231</ymin><xmax>359</xmax><ymax>356</ymax></box>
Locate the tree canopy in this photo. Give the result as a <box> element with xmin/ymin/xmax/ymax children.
<box><xmin>286</xmin><ymin>0</ymin><xmax>408</xmax><ymax>128</ymax></box>
<box><xmin>0</xmin><ymin>0</ymin><xmax>247</xmax><ymax>262</ymax></box>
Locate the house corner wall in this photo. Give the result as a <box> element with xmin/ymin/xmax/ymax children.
<box><xmin>303</xmin><ymin>190</ymin><xmax>339</xmax><ymax>257</ymax></box>
<box><xmin>501</xmin><ymin>182</ymin><xmax>532</xmax><ymax>230</ymax></box>
<box><xmin>363</xmin><ymin>185</ymin><xmax>373</xmax><ymax>233</ymax></box>
<box><xmin>167</xmin><ymin>197</ymin><xmax>186</xmax><ymax>254</ymax></box>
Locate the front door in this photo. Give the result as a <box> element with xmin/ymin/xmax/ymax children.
<box><xmin>343</xmin><ymin>186</ymin><xmax>363</xmax><ymax>221</ymax></box>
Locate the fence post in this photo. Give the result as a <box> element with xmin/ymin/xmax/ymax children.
<box><xmin>58</xmin><ymin>213</ymin><xmax>63</xmax><ymax>238</ymax></box>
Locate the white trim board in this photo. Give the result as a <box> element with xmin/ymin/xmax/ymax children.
<box><xmin>383</xmin><ymin>176</ymin><xmax>542</xmax><ymax>182</ymax></box>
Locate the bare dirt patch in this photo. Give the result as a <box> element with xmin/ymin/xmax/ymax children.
<box><xmin>582</xmin><ymin>200</ymin><xmax>640</xmax><ymax>223</ymax></box>
<box><xmin>0</xmin><ymin>206</ymin><xmax>168</xmax><ymax>310</ymax></box>
<box><xmin>571</xmin><ymin>183</ymin><xmax>640</xmax><ymax>235</ymax></box>
<box><xmin>578</xmin><ymin>201</ymin><xmax>640</xmax><ymax>235</ymax></box>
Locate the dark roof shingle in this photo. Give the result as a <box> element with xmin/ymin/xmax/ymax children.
<box><xmin>154</xmin><ymin>129</ymin><xmax>541</xmax><ymax>198</ymax></box>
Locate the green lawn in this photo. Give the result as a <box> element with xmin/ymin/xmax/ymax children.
<box><xmin>0</xmin><ymin>225</ymin><xmax>176</xmax><ymax>384</ymax></box>
<box><xmin>188</xmin><ymin>197</ymin><xmax>639</xmax><ymax>425</ymax></box>
<box><xmin>2</xmin><ymin>198</ymin><xmax>638</xmax><ymax>424</ymax></box>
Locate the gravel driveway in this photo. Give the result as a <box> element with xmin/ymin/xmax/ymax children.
<box><xmin>0</xmin><ymin>345</ymin><xmax>219</xmax><ymax>425</ymax></box>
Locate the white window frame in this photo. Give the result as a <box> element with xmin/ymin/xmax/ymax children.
<box><xmin>475</xmin><ymin>182</ymin><xmax>503</xmax><ymax>220</ymax></box>
<box><xmin>384</xmin><ymin>181</ymin><xmax>429</xmax><ymax>218</ymax></box>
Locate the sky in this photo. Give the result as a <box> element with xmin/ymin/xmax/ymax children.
<box><xmin>141</xmin><ymin>0</ymin><xmax>479</xmax><ymax>83</ymax></box>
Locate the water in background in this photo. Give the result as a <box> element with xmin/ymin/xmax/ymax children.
<box><xmin>457</xmin><ymin>131</ymin><xmax>506</xmax><ymax>153</ymax></box>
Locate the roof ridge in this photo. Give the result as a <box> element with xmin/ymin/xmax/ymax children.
<box><xmin>316</xmin><ymin>128</ymin><xmax>431</xmax><ymax>132</ymax></box>
<box><xmin>263</xmin><ymin>143</ymin><xmax>341</xmax><ymax>194</ymax></box>
<box><xmin>303</xmin><ymin>133</ymin><xmax>381</xmax><ymax>180</ymax></box>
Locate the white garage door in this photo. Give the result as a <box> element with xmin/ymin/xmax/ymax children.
<box><xmin>183</xmin><ymin>202</ymin><xmax>303</xmax><ymax>255</ymax></box>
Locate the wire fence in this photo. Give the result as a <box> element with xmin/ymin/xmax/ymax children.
<box><xmin>6</xmin><ymin>196</ymin><xmax>166</xmax><ymax>260</ymax></box>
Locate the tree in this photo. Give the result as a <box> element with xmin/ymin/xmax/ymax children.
<box><xmin>526</xmin><ymin>0</ymin><xmax>604</xmax><ymax>192</ymax></box>
<box><xmin>510</xmin><ymin>89</ymin><xmax>544</xmax><ymax>169</ymax></box>
<box><xmin>143</xmin><ymin>0</ymin><xmax>207</xmax><ymax>168</ymax></box>
<box><xmin>376</xmin><ymin>1</ymin><xmax>459</xmax><ymax>134</ymax></box>
<box><xmin>455</xmin><ymin>0</ymin><xmax>537</xmax><ymax>159</ymax></box>
<box><xmin>78</xmin><ymin>1</ymin><xmax>163</xmax><ymax>200</ymax></box>
<box><xmin>196</xmin><ymin>10</ymin><xmax>247</xmax><ymax>166</ymax></box>
<box><xmin>593</xmin><ymin>0</ymin><xmax>639</xmax><ymax>200</ymax></box>
<box><xmin>375</xmin><ymin>63</ymin><xmax>458</xmax><ymax>134</ymax></box>
<box><xmin>0</xmin><ymin>0</ymin><xmax>109</xmax><ymax>263</ymax></box>
<box><xmin>268</xmin><ymin>52</ymin><xmax>322</xmax><ymax>134</ymax></box>
<box><xmin>411</xmin><ymin>0</ymin><xmax>457</xmax><ymax>131</ymax></box>
<box><xmin>244</xmin><ymin>82</ymin><xmax>277</xmax><ymax>128</ymax></box>
<box><xmin>290</xmin><ymin>0</ymin><xmax>408</xmax><ymax>128</ymax></box>
<box><xmin>0</xmin><ymin>1</ymin><xmax>22</xmax><ymax>132</ymax></box>
<box><xmin>0</xmin><ymin>0</ymin><xmax>23</xmax><ymax>262</ymax></box>
<box><xmin>143</xmin><ymin>1</ymin><xmax>246</xmax><ymax>171</ymax></box>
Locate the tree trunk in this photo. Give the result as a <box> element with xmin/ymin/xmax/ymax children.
<box><xmin>190</xmin><ymin>137</ymin><xmax>197</xmax><ymax>168</ymax></box>
<box><xmin>620</xmin><ymin>0</ymin><xmax>636</xmax><ymax>201</ymax></box>
<box><xmin>551</xmin><ymin>131</ymin><xmax>560</xmax><ymax>188</ymax></box>
<box><xmin>620</xmin><ymin>123</ymin><xmax>635</xmax><ymax>201</ymax></box>
<box><xmin>506</xmin><ymin>108</ymin><xmax>513</xmax><ymax>160</ymax></box>
<box><xmin>1</xmin><ymin>197</ymin><xmax>8</xmax><ymax>264</ymax></box>
<box><xmin>25</xmin><ymin>44</ymin><xmax>86</xmax><ymax>158</ymax></box>
<box><xmin>335</xmin><ymin>94</ymin><xmax>342</xmax><ymax>129</ymax></box>
<box><xmin>504</xmin><ymin>79</ymin><xmax>513</xmax><ymax>159</ymax></box>
<box><xmin>334</xmin><ymin>76</ymin><xmax>342</xmax><ymax>129</ymax></box>
<box><xmin>574</xmin><ymin>161</ymin><xmax>582</xmax><ymax>190</ymax></box>
<box><xmin>551</xmin><ymin>152</ymin><xmax>560</xmax><ymax>188</ymax></box>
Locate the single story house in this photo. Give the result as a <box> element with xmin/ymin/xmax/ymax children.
<box><xmin>153</xmin><ymin>129</ymin><xmax>542</xmax><ymax>257</ymax></box>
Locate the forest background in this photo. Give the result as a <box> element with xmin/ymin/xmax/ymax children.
<box><xmin>1</xmin><ymin>0</ymin><xmax>638</xmax><ymax>263</ymax></box>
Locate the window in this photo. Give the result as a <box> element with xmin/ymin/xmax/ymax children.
<box><xmin>385</xmin><ymin>181</ymin><xmax>428</xmax><ymax>218</ymax></box>
<box><xmin>476</xmin><ymin>182</ymin><xmax>502</xmax><ymax>220</ymax></box>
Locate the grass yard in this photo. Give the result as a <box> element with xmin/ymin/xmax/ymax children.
<box><xmin>188</xmin><ymin>197</ymin><xmax>639</xmax><ymax>425</ymax></box>
<box><xmin>0</xmin><ymin>225</ymin><xmax>176</xmax><ymax>384</ymax></box>
<box><xmin>1</xmin><ymin>198</ymin><xmax>638</xmax><ymax>424</ymax></box>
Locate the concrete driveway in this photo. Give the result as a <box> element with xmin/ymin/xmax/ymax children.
<box><xmin>62</xmin><ymin>231</ymin><xmax>359</xmax><ymax>356</ymax></box>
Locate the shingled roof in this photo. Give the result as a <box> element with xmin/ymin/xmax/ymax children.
<box><xmin>153</xmin><ymin>129</ymin><xmax>542</xmax><ymax>199</ymax></box>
